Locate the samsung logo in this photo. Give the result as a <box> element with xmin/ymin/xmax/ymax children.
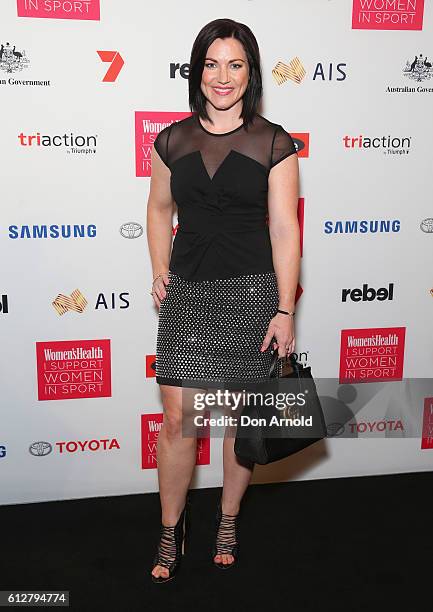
<box><xmin>8</xmin><ymin>224</ymin><xmax>97</xmax><ymax>239</ymax></box>
<box><xmin>324</xmin><ymin>219</ymin><xmax>401</xmax><ymax>234</ymax></box>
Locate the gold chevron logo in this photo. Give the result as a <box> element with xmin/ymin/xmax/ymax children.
<box><xmin>52</xmin><ymin>289</ymin><xmax>88</xmax><ymax>315</ymax></box>
<box><xmin>272</xmin><ymin>58</ymin><xmax>306</xmax><ymax>85</ymax></box>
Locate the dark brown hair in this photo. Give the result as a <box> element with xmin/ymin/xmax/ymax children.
<box><xmin>188</xmin><ymin>18</ymin><xmax>263</xmax><ymax>127</ymax></box>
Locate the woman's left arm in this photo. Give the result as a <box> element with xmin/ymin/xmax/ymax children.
<box><xmin>260</xmin><ymin>153</ymin><xmax>301</xmax><ymax>357</ymax></box>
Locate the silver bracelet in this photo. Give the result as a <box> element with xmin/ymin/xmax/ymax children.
<box><xmin>152</xmin><ymin>272</ymin><xmax>167</xmax><ymax>284</ymax></box>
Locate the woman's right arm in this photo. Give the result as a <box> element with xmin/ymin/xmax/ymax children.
<box><xmin>146</xmin><ymin>144</ymin><xmax>175</xmax><ymax>309</ymax></box>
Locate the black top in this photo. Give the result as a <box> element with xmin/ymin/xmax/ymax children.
<box><xmin>153</xmin><ymin>112</ymin><xmax>297</xmax><ymax>281</ymax></box>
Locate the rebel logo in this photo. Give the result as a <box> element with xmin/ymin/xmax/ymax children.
<box><xmin>141</xmin><ymin>413</ymin><xmax>210</xmax><ymax>468</ymax></box>
<box><xmin>342</xmin><ymin>282</ymin><xmax>394</xmax><ymax>302</ymax></box>
<box><xmin>17</xmin><ymin>0</ymin><xmax>101</xmax><ymax>20</ymax></box>
<box><xmin>36</xmin><ymin>339</ymin><xmax>112</xmax><ymax>400</ymax></box>
<box><xmin>339</xmin><ymin>327</ymin><xmax>406</xmax><ymax>383</ymax></box>
<box><xmin>352</xmin><ymin>0</ymin><xmax>424</xmax><ymax>31</ymax></box>
<box><xmin>169</xmin><ymin>63</ymin><xmax>190</xmax><ymax>79</ymax></box>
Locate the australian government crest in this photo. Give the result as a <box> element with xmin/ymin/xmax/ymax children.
<box><xmin>0</xmin><ymin>42</ymin><xmax>29</xmax><ymax>74</ymax></box>
<box><xmin>387</xmin><ymin>52</ymin><xmax>433</xmax><ymax>94</ymax></box>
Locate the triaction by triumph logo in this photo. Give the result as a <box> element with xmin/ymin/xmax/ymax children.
<box><xmin>342</xmin><ymin>134</ymin><xmax>412</xmax><ymax>154</ymax></box>
<box><xmin>17</xmin><ymin>131</ymin><xmax>98</xmax><ymax>155</ymax></box>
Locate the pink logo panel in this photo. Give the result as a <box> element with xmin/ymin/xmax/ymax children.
<box><xmin>135</xmin><ymin>111</ymin><xmax>191</xmax><ymax>177</ymax></box>
<box><xmin>17</xmin><ymin>0</ymin><xmax>100</xmax><ymax>20</ymax></box>
<box><xmin>339</xmin><ymin>327</ymin><xmax>406</xmax><ymax>383</ymax></box>
<box><xmin>421</xmin><ymin>398</ymin><xmax>433</xmax><ymax>449</ymax></box>
<box><xmin>141</xmin><ymin>412</ymin><xmax>210</xmax><ymax>469</ymax></box>
<box><xmin>36</xmin><ymin>339</ymin><xmax>111</xmax><ymax>400</ymax></box>
<box><xmin>352</xmin><ymin>0</ymin><xmax>424</xmax><ymax>30</ymax></box>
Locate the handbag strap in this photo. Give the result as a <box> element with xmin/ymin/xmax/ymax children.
<box><xmin>269</xmin><ymin>342</ymin><xmax>303</xmax><ymax>378</ymax></box>
<box><xmin>269</xmin><ymin>348</ymin><xmax>304</xmax><ymax>399</ymax></box>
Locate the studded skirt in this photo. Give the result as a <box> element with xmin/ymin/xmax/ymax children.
<box><xmin>155</xmin><ymin>270</ymin><xmax>283</xmax><ymax>390</ymax></box>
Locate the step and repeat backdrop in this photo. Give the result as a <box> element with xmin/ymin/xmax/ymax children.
<box><xmin>1</xmin><ymin>0</ymin><xmax>432</xmax><ymax>505</ymax></box>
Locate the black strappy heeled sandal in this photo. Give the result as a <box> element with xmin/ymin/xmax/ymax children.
<box><xmin>151</xmin><ymin>501</ymin><xmax>188</xmax><ymax>583</ymax></box>
<box><xmin>211</xmin><ymin>500</ymin><xmax>239</xmax><ymax>570</ymax></box>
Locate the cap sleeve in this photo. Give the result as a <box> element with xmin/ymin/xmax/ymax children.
<box><xmin>270</xmin><ymin>125</ymin><xmax>297</xmax><ymax>168</ymax></box>
<box><xmin>153</xmin><ymin>124</ymin><xmax>172</xmax><ymax>169</ymax></box>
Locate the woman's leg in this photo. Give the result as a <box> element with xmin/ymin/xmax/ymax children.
<box><xmin>214</xmin><ymin>390</ymin><xmax>255</xmax><ymax>565</ymax></box>
<box><xmin>151</xmin><ymin>384</ymin><xmax>200</xmax><ymax>579</ymax></box>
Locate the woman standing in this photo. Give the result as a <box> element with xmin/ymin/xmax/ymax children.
<box><xmin>147</xmin><ymin>18</ymin><xmax>300</xmax><ymax>582</ymax></box>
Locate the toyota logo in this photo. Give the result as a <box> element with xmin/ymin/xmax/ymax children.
<box><xmin>29</xmin><ymin>441</ymin><xmax>53</xmax><ymax>456</ymax></box>
<box><xmin>120</xmin><ymin>222</ymin><xmax>143</xmax><ymax>239</ymax></box>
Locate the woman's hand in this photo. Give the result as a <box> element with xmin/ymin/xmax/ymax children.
<box><xmin>260</xmin><ymin>313</ymin><xmax>295</xmax><ymax>358</ymax></box>
<box><xmin>151</xmin><ymin>272</ymin><xmax>170</xmax><ymax>310</ymax></box>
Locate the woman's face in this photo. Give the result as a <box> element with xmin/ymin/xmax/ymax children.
<box><xmin>201</xmin><ymin>37</ymin><xmax>250</xmax><ymax>112</ymax></box>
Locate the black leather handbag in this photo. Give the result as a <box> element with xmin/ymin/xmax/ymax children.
<box><xmin>234</xmin><ymin>349</ymin><xmax>326</xmax><ymax>465</ymax></box>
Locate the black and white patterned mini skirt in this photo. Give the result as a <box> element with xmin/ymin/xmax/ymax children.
<box><xmin>155</xmin><ymin>270</ymin><xmax>283</xmax><ymax>390</ymax></box>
